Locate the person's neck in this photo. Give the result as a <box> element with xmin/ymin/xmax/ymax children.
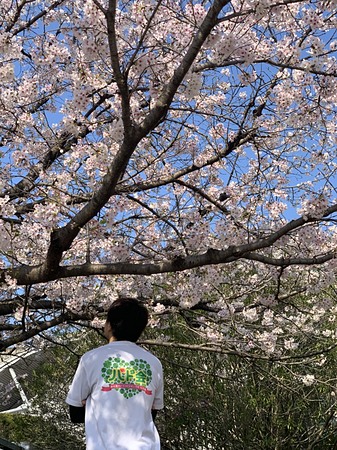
<box><xmin>109</xmin><ymin>336</ymin><xmax>117</xmax><ymax>343</ymax></box>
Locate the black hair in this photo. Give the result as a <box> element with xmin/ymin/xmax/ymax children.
<box><xmin>106</xmin><ymin>297</ymin><xmax>149</xmax><ymax>342</ymax></box>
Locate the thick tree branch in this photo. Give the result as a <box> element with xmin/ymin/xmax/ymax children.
<box><xmin>23</xmin><ymin>0</ymin><xmax>232</xmax><ymax>278</ymax></box>
<box><xmin>137</xmin><ymin>0</ymin><xmax>231</xmax><ymax>138</ymax></box>
<box><xmin>0</xmin><ymin>312</ymin><xmax>88</xmax><ymax>352</ymax></box>
<box><xmin>0</xmin><ymin>296</ymin><xmax>65</xmax><ymax>316</ymax></box>
<box><xmin>5</xmin><ymin>204</ymin><xmax>337</xmax><ymax>285</ymax></box>
<box><xmin>140</xmin><ymin>340</ymin><xmax>337</xmax><ymax>362</ymax></box>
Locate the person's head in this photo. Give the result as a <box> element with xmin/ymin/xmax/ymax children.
<box><xmin>104</xmin><ymin>297</ymin><xmax>149</xmax><ymax>343</ymax></box>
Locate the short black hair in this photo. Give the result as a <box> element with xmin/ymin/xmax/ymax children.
<box><xmin>106</xmin><ymin>297</ymin><xmax>149</xmax><ymax>342</ymax></box>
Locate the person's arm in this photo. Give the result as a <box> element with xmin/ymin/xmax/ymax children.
<box><xmin>66</xmin><ymin>357</ymin><xmax>90</xmax><ymax>422</ymax></box>
<box><xmin>69</xmin><ymin>405</ymin><xmax>85</xmax><ymax>423</ymax></box>
<box><xmin>152</xmin><ymin>361</ymin><xmax>164</xmax><ymax>420</ymax></box>
<box><xmin>151</xmin><ymin>409</ymin><xmax>158</xmax><ymax>421</ymax></box>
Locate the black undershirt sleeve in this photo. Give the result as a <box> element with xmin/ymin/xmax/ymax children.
<box><xmin>69</xmin><ymin>405</ymin><xmax>85</xmax><ymax>423</ymax></box>
<box><xmin>151</xmin><ymin>409</ymin><xmax>158</xmax><ymax>421</ymax></box>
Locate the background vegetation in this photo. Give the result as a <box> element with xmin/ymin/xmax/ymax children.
<box><xmin>1</xmin><ymin>318</ymin><xmax>337</xmax><ymax>450</ymax></box>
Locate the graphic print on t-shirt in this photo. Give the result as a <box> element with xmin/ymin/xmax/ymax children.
<box><xmin>101</xmin><ymin>356</ymin><xmax>153</xmax><ymax>399</ymax></box>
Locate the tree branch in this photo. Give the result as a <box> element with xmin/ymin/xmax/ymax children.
<box><xmin>5</xmin><ymin>204</ymin><xmax>337</xmax><ymax>285</ymax></box>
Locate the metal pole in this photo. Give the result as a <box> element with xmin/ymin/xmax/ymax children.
<box><xmin>0</xmin><ymin>437</ymin><xmax>25</xmax><ymax>450</ymax></box>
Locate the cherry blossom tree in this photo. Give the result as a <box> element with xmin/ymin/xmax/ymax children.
<box><xmin>1</xmin><ymin>0</ymin><xmax>337</xmax><ymax>369</ymax></box>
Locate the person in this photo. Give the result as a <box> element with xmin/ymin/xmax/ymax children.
<box><xmin>66</xmin><ymin>297</ymin><xmax>164</xmax><ymax>450</ymax></box>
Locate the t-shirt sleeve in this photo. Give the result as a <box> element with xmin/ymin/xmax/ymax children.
<box><xmin>152</xmin><ymin>362</ymin><xmax>164</xmax><ymax>410</ymax></box>
<box><xmin>66</xmin><ymin>357</ymin><xmax>91</xmax><ymax>407</ymax></box>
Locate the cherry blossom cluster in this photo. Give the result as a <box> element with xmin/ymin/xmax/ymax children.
<box><xmin>0</xmin><ymin>0</ymin><xmax>337</xmax><ymax>369</ymax></box>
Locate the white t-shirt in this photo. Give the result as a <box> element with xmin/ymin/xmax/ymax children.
<box><xmin>66</xmin><ymin>341</ymin><xmax>164</xmax><ymax>450</ymax></box>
